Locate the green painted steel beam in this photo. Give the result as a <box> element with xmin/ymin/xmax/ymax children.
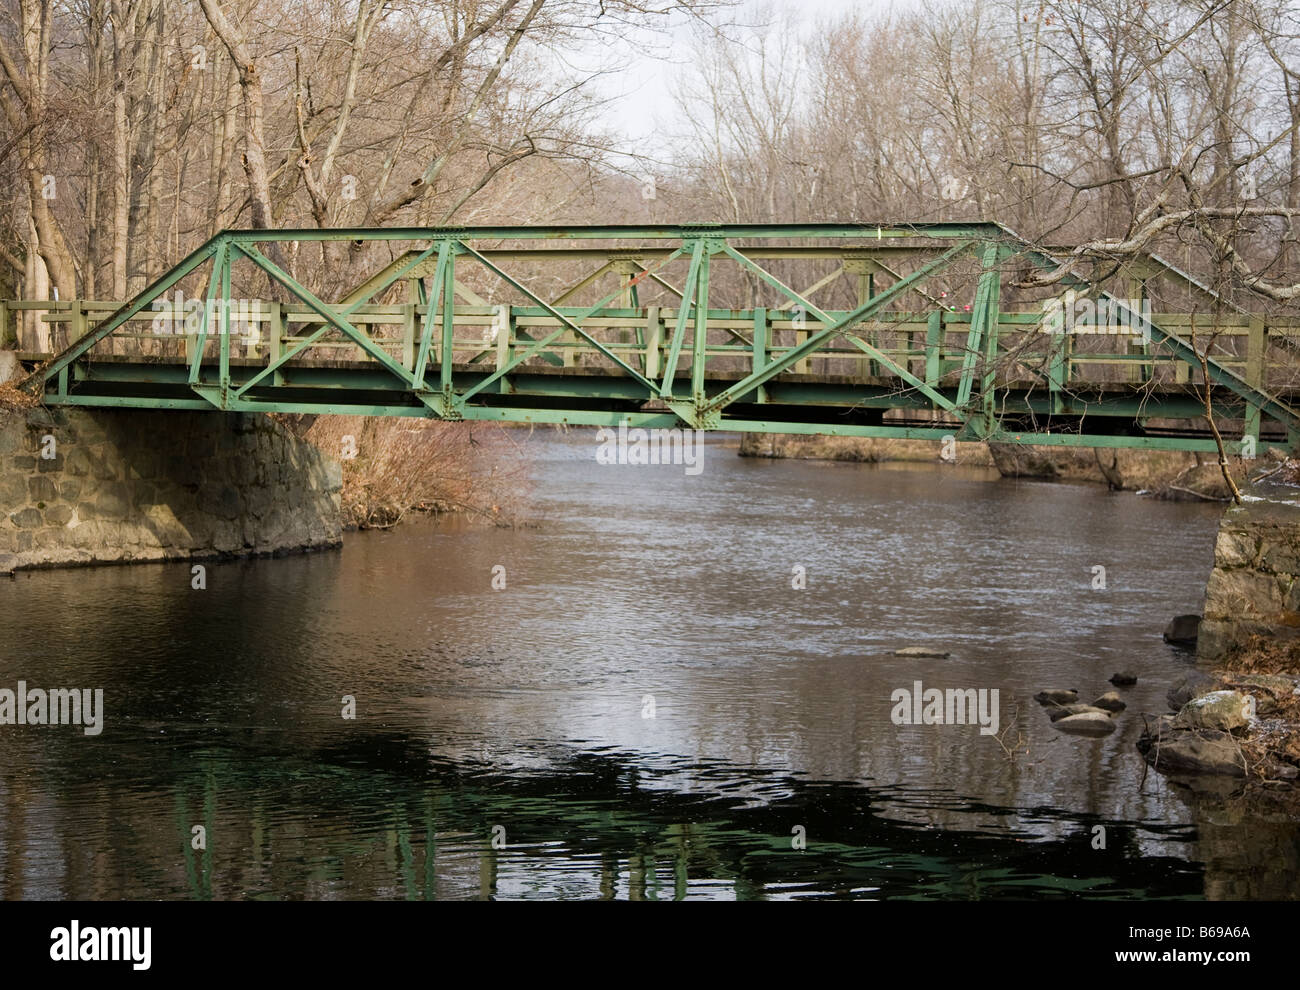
<box><xmin>659</xmin><ymin>240</ymin><xmax>704</xmax><ymax>399</ymax></box>
<box><xmin>413</xmin><ymin>240</ymin><xmax>452</xmax><ymax>389</ymax></box>
<box><xmin>40</xmin><ymin>394</ymin><xmax>224</xmax><ymax>410</ymax></box>
<box><xmin>219</xmin><ymin>222</ymin><xmax>1002</xmax><ymax>243</ymax></box>
<box><xmin>188</xmin><ymin>239</ymin><xmax>227</xmax><ymax>388</ymax></box>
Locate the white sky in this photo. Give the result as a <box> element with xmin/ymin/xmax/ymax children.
<box><xmin>571</xmin><ymin>0</ymin><xmax>920</xmax><ymax>162</ymax></box>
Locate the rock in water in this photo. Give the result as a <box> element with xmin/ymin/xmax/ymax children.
<box><xmin>1109</xmin><ymin>672</ymin><xmax>1137</xmax><ymax>686</ymax></box>
<box><xmin>1173</xmin><ymin>690</ymin><xmax>1254</xmax><ymax>733</ymax></box>
<box><xmin>1163</xmin><ymin>614</ymin><xmax>1201</xmax><ymax>646</ymax></box>
<box><xmin>1047</xmin><ymin>704</ymin><xmax>1112</xmax><ymax>722</ymax></box>
<box><xmin>893</xmin><ymin>647</ymin><xmax>951</xmax><ymax>658</ymax></box>
<box><xmin>1053</xmin><ymin>711</ymin><xmax>1117</xmax><ymax>736</ymax></box>
<box><xmin>1034</xmin><ymin>689</ymin><xmax>1079</xmax><ymax>706</ymax></box>
<box><xmin>1090</xmin><ymin>691</ymin><xmax>1126</xmax><ymax>713</ymax></box>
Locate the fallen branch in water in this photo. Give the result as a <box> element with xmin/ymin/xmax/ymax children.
<box><xmin>1166</xmin><ymin>484</ymin><xmax>1231</xmax><ymax>502</ymax></box>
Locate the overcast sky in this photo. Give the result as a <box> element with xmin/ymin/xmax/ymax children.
<box><xmin>572</xmin><ymin>0</ymin><xmax>916</xmax><ymax>160</ymax></box>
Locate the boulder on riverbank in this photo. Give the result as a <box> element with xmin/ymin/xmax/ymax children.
<box><xmin>1167</xmin><ymin>670</ymin><xmax>1221</xmax><ymax>711</ymax></box>
<box><xmin>1145</xmin><ymin>652</ymin><xmax>1300</xmax><ymax>781</ymax></box>
<box><xmin>1217</xmin><ymin>672</ymin><xmax>1300</xmax><ymax>716</ymax></box>
<box><xmin>1173</xmin><ymin>690</ymin><xmax>1254</xmax><ymax>733</ymax></box>
<box><xmin>1137</xmin><ymin>716</ymin><xmax>1248</xmax><ymax>777</ymax></box>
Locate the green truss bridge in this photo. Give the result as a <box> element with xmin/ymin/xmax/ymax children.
<box><xmin>7</xmin><ymin>222</ymin><xmax>1300</xmax><ymax>453</ymax></box>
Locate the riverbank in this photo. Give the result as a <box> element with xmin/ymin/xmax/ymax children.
<box><xmin>737</xmin><ymin>432</ymin><xmax>1253</xmax><ymax>500</ymax></box>
<box><xmin>294</xmin><ymin>416</ymin><xmax>532</xmax><ymax>530</ymax></box>
<box><xmin>1140</xmin><ymin>649</ymin><xmax>1300</xmax><ymax>814</ymax></box>
<box><xmin>1134</xmin><ymin>468</ymin><xmax>1300</xmax><ymax>804</ymax></box>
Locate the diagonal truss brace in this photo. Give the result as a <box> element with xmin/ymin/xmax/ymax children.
<box><xmin>1007</xmin><ymin>241</ymin><xmax>1300</xmax><ymax>437</ymax></box>
<box><xmin>23</xmin><ymin>238</ymin><xmax>221</xmax><ymax>394</ymax></box>
<box><xmin>454</xmin><ymin>241</ymin><xmax>666</xmax><ymax>404</ymax></box>
<box><xmin>704</xmin><ymin>242</ymin><xmax>972</xmax><ymax>415</ymax></box>
<box><xmin>222</xmin><ymin>243</ymin><xmax>421</xmax><ymax>405</ymax></box>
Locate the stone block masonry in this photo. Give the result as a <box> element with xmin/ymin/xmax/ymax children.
<box><xmin>1198</xmin><ymin>478</ymin><xmax>1300</xmax><ymax>658</ymax></box>
<box><xmin>0</xmin><ymin>407</ymin><xmax>342</xmax><ymax>575</ymax></box>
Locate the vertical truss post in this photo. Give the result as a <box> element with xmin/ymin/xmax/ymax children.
<box><xmin>1245</xmin><ymin>315</ymin><xmax>1265</xmax><ymax>450</ymax></box>
<box><xmin>866</xmin><ymin>269</ymin><xmax>876</xmax><ymax>374</ymax></box>
<box><xmin>494</xmin><ymin>304</ymin><xmax>513</xmax><ymax>391</ymax></box>
<box><xmin>1175</xmin><ymin>351</ymin><xmax>1191</xmax><ymax>383</ymax></box>
<box><xmin>1048</xmin><ymin>319</ymin><xmax>1072</xmax><ymax>414</ymax></box>
<box><xmin>659</xmin><ymin>239</ymin><xmax>704</xmax><ymax>399</ymax></box>
<box><xmin>753</xmin><ymin>307</ymin><xmax>769</xmax><ymax>404</ymax></box>
<box><xmin>247</xmin><ymin>302</ymin><xmax>261</xmax><ymax>361</ymax></box>
<box><xmin>189</xmin><ymin>240</ymin><xmax>227</xmax><ymax>386</ymax></box>
<box><xmin>439</xmin><ymin>243</ymin><xmax>456</xmax><ymax>393</ymax></box>
<box><xmin>70</xmin><ymin>300</ymin><xmax>88</xmax><ymax>346</ymax></box>
<box><xmin>402</xmin><ymin>279</ymin><xmax>419</xmax><ymax>369</ymax></box>
<box><xmin>979</xmin><ymin>247</ymin><xmax>1002</xmax><ymax>426</ymax></box>
<box><xmin>562</xmin><ymin>320</ymin><xmax>576</xmax><ymax>367</ymax></box>
<box><xmin>218</xmin><ymin>243</ymin><xmax>232</xmax><ymax>401</ymax></box>
<box><xmin>414</xmin><ymin>241</ymin><xmax>450</xmax><ymax>390</ymax></box>
<box><xmin>956</xmin><ymin>242</ymin><xmax>998</xmax><ymax>411</ymax></box>
<box><xmin>59</xmin><ymin>301</ymin><xmax>87</xmax><ymax>394</ymax></box>
<box><xmin>183</xmin><ymin>297</ymin><xmax>195</xmax><ymax>367</ymax></box>
<box><xmin>1127</xmin><ymin>264</ymin><xmax>1153</xmax><ymax>384</ymax></box>
<box><xmin>612</xmin><ymin>259</ymin><xmax>640</xmax><ymax>362</ymax></box>
<box><xmin>691</xmin><ymin>244</ymin><xmax>712</xmax><ymax>404</ymax></box>
<box><xmin>925</xmin><ymin>310</ymin><xmax>943</xmax><ymax>389</ymax></box>
<box><xmin>612</xmin><ymin>260</ymin><xmax>639</xmax><ymax>308</ymax></box>
<box><xmin>794</xmin><ymin>304</ymin><xmax>811</xmax><ymax>375</ymax></box>
<box><xmin>846</xmin><ymin>260</ymin><xmax>875</xmax><ymax>378</ymax></box>
<box><xmin>644</xmin><ymin>306</ymin><xmax>661</xmax><ymax>379</ymax></box>
<box><xmin>267</xmin><ymin>301</ymin><xmax>284</xmax><ymax>386</ymax></box>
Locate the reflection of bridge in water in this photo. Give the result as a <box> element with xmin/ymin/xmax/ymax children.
<box><xmin>7</xmin><ymin>222</ymin><xmax>1300</xmax><ymax>453</ymax></box>
<box><xmin>16</xmin><ymin>730</ymin><xmax>1212</xmax><ymax>901</ymax></box>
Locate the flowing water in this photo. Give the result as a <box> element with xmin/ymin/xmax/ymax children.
<box><xmin>1</xmin><ymin>433</ymin><xmax>1296</xmax><ymax>900</ymax></box>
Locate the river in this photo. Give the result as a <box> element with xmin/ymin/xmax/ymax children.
<box><xmin>2</xmin><ymin>432</ymin><xmax>1295</xmax><ymax>900</ymax></box>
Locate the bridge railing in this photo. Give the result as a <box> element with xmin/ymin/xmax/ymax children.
<box><xmin>8</xmin><ymin>297</ymin><xmax>1297</xmax><ymax>394</ymax></box>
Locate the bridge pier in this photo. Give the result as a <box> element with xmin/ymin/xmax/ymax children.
<box><xmin>1198</xmin><ymin>475</ymin><xmax>1300</xmax><ymax>659</ymax></box>
<box><xmin>0</xmin><ymin>407</ymin><xmax>341</xmax><ymax>575</ymax></box>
